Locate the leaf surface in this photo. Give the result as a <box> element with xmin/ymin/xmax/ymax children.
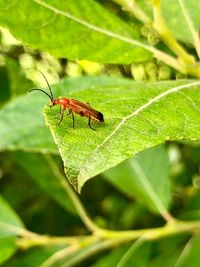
<box><xmin>162</xmin><ymin>0</ymin><xmax>200</xmax><ymax>43</ymax></box>
<box><xmin>174</xmin><ymin>235</ymin><xmax>200</xmax><ymax>267</ymax></box>
<box><xmin>0</xmin><ymin>195</ymin><xmax>25</xmax><ymax>237</ymax></box>
<box><xmin>0</xmin><ymin>0</ymin><xmax>151</xmax><ymax>63</ymax></box>
<box><xmin>1</xmin><ymin>76</ymin><xmax>200</xmax><ymax>192</ymax></box>
<box><xmin>44</xmin><ymin>79</ymin><xmax>200</xmax><ymax>192</ymax></box>
<box><xmin>0</xmin><ymin>76</ymin><xmax>131</xmax><ymax>153</ymax></box>
<box><xmin>0</xmin><ymin>237</ymin><xmax>16</xmax><ymax>264</ymax></box>
<box><xmin>103</xmin><ymin>145</ymin><xmax>171</xmax><ymax>214</ymax></box>
<box><xmin>12</xmin><ymin>152</ymin><xmax>76</xmax><ymax>215</ymax></box>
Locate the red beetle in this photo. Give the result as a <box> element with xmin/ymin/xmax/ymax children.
<box><xmin>29</xmin><ymin>72</ymin><xmax>104</xmax><ymax>130</ymax></box>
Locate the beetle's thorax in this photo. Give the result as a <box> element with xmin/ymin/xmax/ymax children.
<box><xmin>50</xmin><ymin>98</ymin><xmax>70</xmax><ymax>107</ymax></box>
<box><xmin>57</xmin><ymin>98</ymin><xmax>70</xmax><ymax>105</ymax></box>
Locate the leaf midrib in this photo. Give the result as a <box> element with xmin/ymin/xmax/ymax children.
<box><xmin>130</xmin><ymin>159</ymin><xmax>168</xmax><ymax>216</ymax></box>
<box><xmin>32</xmin><ymin>0</ymin><xmax>156</xmax><ymax>54</ymax></box>
<box><xmin>177</xmin><ymin>0</ymin><xmax>198</xmax><ymax>43</ymax></box>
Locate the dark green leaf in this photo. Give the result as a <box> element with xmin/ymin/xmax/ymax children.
<box><xmin>103</xmin><ymin>145</ymin><xmax>171</xmax><ymax>214</ymax></box>
<box><xmin>5</xmin><ymin>58</ymin><xmax>34</xmax><ymax>97</ymax></box>
<box><xmin>4</xmin><ymin>245</ymin><xmax>67</xmax><ymax>267</ymax></box>
<box><xmin>175</xmin><ymin>235</ymin><xmax>200</xmax><ymax>267</ymax></box>
<box><xmin>12</xmin><ymin>151</ymin><xmax>75</xmax><ymax>214</ymax></box>
<box><xmin>0</xmin><ymin>66</ymin><xmax>10</xmax><ymax>104</ymax></box>
<box><xmin>0</xmin><ymin>195</ymin><xmax>25</xmax><ymax>237</ymax></box>
<box><xmin>92</xmin><ymin>242</ymin><xmax>151</xmax><ymax>267</ymax></box>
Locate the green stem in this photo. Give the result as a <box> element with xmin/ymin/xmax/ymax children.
<box><xmin>95</xmin><ymin>220</ymin><xmax>200</xmax><ymax>241</ymax></box>
<box><xmin>16</xmin><ymin>235</ymin><xmax>96</xmax><ymax>249</ymax></box>
<box><xmin>44</xmin><ymin>154</ymin><xmax>101</xmax><ymax>233</ymax></box>
<box><xmin>16</xmin><ymin>219</ymin><xmax>200</xmax><ymax>251</ymax></box>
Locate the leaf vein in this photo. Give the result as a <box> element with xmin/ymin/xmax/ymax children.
<box><xmin>91</xmin><ymin>81</ymin><xmax>200</xmax><ymax>156</ymax></box>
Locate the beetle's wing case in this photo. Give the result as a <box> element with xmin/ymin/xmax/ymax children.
<box><xmin>69</xmin><ymin>99</ymin><xmax>104</xmax><ymax>122</ymax></box>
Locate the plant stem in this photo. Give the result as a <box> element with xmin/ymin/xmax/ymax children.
<box><xmin>96</xmin><ymin>220</ymin><xmax>200</xmax><ymax>241</ymax></box>
<box><xmin>44</xmin><ymin>154</ymin><xmax>101</xmax><ymax>233</ymax></box>
<box><xmin>16</xmin><ymin>235</ymin><xmax>96</xmax><ymax>249</ymax></box>
<box><xmin>16</xmin><ymin>219</ymin><xmax>200</xmax><ymax>252</ymax></box>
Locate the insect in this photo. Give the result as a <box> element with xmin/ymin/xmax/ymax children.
<box><xmin>29</xmin><ymin>72</ymin><xmax>104</xmax><ymax>130</ymax></box>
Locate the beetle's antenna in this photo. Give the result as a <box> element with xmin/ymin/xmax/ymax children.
<box><xmin>29</xmin><ymin>88</ymin><xmax>52</xmax><ymax>100</ymax></box>
<box><xmin>39</xmin><ymin>71</ymin><xmax>54</xmax><ymax>100</ymax></box>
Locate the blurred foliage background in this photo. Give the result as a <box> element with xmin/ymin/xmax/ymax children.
<box><xmin>1</xmin><ymin>11</ymin><xmax>200</xmax><ymax>266</ymax></box>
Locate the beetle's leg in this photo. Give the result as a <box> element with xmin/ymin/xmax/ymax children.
<box><xmin>57</xmin><ymin>107</ymin><xmax>66</xmax><ymax>125</ymax></box>
<box><xmin>71</xmin><ymin>112</ymin><xmax>75</xmax><ymax>128</ymax></box>
<box><xmin>57</xmin><ymin>111</ymin><xmax>64</xmax><ymax>125</ymax></box>
<box><xmin>66</xmin><ymin>109</ymin><xmax>75</xmax><ymax>128</ymax></box>
<box><xmin>86</xmin><ymin>103</ymin><xmax>96</xmax><ymax>130</ymax></box>
<box><xmin>64</xmin><ymin>108</ymin><xmax>75</xmax><ymax>128</ymax></box>
<box><xmin>88</xmin><ymin>116</ymin><xmax>96</xmax><ymax>131</ymax></box>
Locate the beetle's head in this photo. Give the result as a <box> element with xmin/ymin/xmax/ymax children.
<box><xmin>50</xmin><ymin>99</ymin><xmax>59</xmax><ymax>107</ymax></box>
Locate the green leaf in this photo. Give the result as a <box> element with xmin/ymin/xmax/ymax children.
<box><xmin>44</xmin><ymin>79</ymin><xmax>200</xmax><ymax>192</ymax></box>
<box><xmin>0</xmin><ymin>91</ymin><xmax>56</xmax><ymax>153</ymax></box>
<box><xmin>0</xmin><ymin>0</ymin><xmax>151</xmax><ymax>63</ymax></box>
<box><xmin>0</xmin><ymin>195</ymin><xmax>25</xmax><ymax>237</ymax></box>
<box><xmin>0</xmin><ymin>76</ymin><xmax>130</xmax><ymax>153</ymax></box>
<box><xmin>148</xmin><ymin>236</ymin><xmax>184</xmax><ymax>267</ymax></box>
<box><xmin>40</xmin><ymin>241</ymin><xmax>109</xmax><ymax>267</ymax></box>
<box><xmin>12</xmin><ymin>151</ymin><xmax>75</xmax><ymax>215</ymax></box>
<box><xmin>1</xmin><ymin>76</ymin><xmax>200</xmax><ymax>193</ymax></box>
<box><xmin>103</xmin><ymin>145</ymin><xmax>171</xmax><ymax>214</ymax></box>
<box><xmin>175</xmin><ymin>235</ymin><xmax>200</xmax><ymax>267</ymax></box>
<box><xmin>0</xmin><ymin>237</ymin><xmax>17</xmax><ymax>264</ymax></box>
<box><xmin>162</xmin><ymin>0</ymin><xmax>200</xmax><ymax>43</ymax></box>
<box><xmin>4</xmin><ymin>245</ymin><xmax>67</xmax><ymax>267</ymax></box>
<box><xmin>92</xmin><ymin>242</ymin><xmax>151</xmax><ymax>267</ymax></box>
<box><xmin>5</xmin><ymin>58</ymin><xmax>34</xmax><ymax>97</ymax></box>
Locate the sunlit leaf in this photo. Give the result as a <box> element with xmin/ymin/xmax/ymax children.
<box><xmin>0</xmin><ymin>0</ymin><xmax>151</xmax><ymax>63</ymax></box>
<box><xmin>162</xmin><ymin>0</ymin><xmax>200</xmax><ymax>43</ymax></box>
<box><xmin>0</xmin><ymin>76</ymin><xmax>130</xmax><ymax>153</ymax></box>
<box><xmin>44</xmin><ymin>79</ymin><xmax>200</xmax><ymax>192</ymax></box>
<box><xmin>1</xmin><ymin>76</ymin><xmax>200</xmax><ymax>193</ymax></box>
